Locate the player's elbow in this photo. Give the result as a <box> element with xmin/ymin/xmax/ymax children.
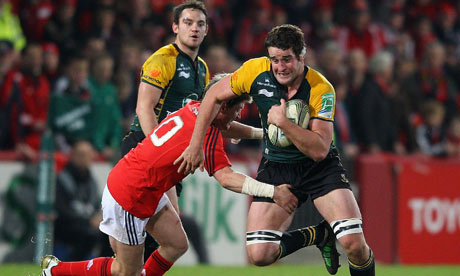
<box><xmin>214</xmin><ymin>167</ymin><xmax>234</xmax><ymax>191</ymax></box>
<box><xmin>308</xmin><ymin>148</ymin><xmax>329</xmax><ymax>162</ymax></box>
<box><xmin>217</xmin><ymin>174</ymin><xmax>232</xmax><ymax>190</ymax></box>
<box><xmin>135</xmin><ymin>105</ymin><xmax>147</xmax><ymax>117</ymax></box>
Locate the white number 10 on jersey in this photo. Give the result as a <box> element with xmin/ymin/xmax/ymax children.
<box><xmin>150</xmin><ymin>116</ymin><xmax>184</xmax><ymax>146</ymax></box>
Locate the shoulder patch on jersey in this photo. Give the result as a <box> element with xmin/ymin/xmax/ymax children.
<box><xmin>318</xmin><ymin>92</ymin><xmax>334</xmax><ymax>119</ymax></box>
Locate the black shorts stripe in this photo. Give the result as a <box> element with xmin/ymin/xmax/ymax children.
<box><xmin>124</xmin><ymin>211</ymin><xmax>133</xmax><ymax>245</ymax></box>
<box><xmin>129</xmin><ymin>213</ymin><xmax>139</xmax><ymax>245</ymax></box>
<box><xmin>125</xmin><ymin>211</ymin><xmax>139</xmax><ymax>245</ymax></box>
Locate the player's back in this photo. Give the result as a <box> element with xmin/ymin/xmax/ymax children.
<box><xmin>108</xmin><ymin>101</ymin><xmax>229</xmax><ymax>218</ymax></box>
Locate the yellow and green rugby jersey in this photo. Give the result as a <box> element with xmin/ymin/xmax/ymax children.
<box><xmin>230</xmin><ymin>57</ymin><xmax>336</xmax><ymax>163</ymax></box>
<box><xmin>130</xmin><ymin>43</ymin><xmax>210</xmax><ymax>131</ymax></box>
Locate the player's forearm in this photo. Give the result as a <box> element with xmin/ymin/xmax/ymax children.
<box><xmin>190</xmin><ymin>94</ymin><xmax>222</xmax><ymax>147</ymax></box>
<box><xmin>215</xmin><ymin>167</ymin><xmax>274</xmax><ymax>198</ymax></box>
<box><xmin>137</xmin><ymin>109</ymin><xmax>158</xmax><ymax>136</ymax></box>
<box><xmin>279</xmin><ymin>120</ymin><xmax>330</xmax><ymax>161</ymax></box>
<box><xmin>221</xmin><ymin>122</ymin><xmax>263</xmax><ymax>139</ymax></box>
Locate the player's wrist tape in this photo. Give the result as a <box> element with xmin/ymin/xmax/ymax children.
<box><xmin>242</xmin><ymin>177</ymin><xmax>274</xmax><ymax>198</ymax></box>
<box><xmin>251</xmin><ymin>128</ymin><xmax>264</xmax><ymax>139</ymax></box>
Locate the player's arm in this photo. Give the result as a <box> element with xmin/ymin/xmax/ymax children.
<box><xmin>221</xmin><ymin>121</ymin><xmax>263</xmax><ymax>139</ymax></box>
<box><xmin>136</xmin><ymin>82</ymin><xmax>162</xmax><ymax>136</ymax></box>
<box><xmin>213</xmin><ymin>166</ymin><xmax>298</xmax><ymax>214</ymax></box>
<box><xmin>174</xmin><ymin>74</ymin><xmax>236</xmax><ymax>174</ymax></box>
<box><xmin>268</xmin><ymin>99</ymin><xmax>332</xmax><ymax>162</ymax></box>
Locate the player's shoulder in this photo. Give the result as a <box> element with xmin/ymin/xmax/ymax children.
<box><xmin>233</xmin><ymin>57</ymin><xmax>271</xmax><ymax>87</ymax></box>
<box><xmin>241</xmin><ymin>57</ymin><xmax>271</xmax><ymax>72</ymax></box>
<box><xmin>154</xmin><ymin>44</ymin><xmax>179</xmax><ymax>57</ymax></box>
<box><xmin>305</xmin><ymin>66</ymin><xmax>334</xmax><ymax>93</ymax></box>
<box><xmin>145</xmin><ymin>44</ymin><xmax>179</xmax><ymax>64</ymax></box>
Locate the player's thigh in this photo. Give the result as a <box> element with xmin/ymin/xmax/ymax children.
<box><xmin>165</xmin><ymin>186</ymin><xmax>179</xmax><ymax>213</ymax></box>
<box><xmin>246</xmin><ymin>201</ymin><xmax>294</xmax><ymax>255</ymax></box>
<box><xmin>313</xmin><ymin>188</ymin><xmax>362</xmax><ymax>223</ymax></box>
<box><xmin>247</xmin><ymin>201</ymin><xmax>294</xmax><ymax>231</ymax></box>
<box><xmin>109</xmin><ymin>236</ymin><xmax>144</xmax><ymax>276</ymax></box>
<box><xmin>145</xmin><ymin>200</ymin><xmax>188</xmax><ymax>251</ymax></box>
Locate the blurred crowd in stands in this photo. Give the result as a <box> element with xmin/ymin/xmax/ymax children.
<box><xmin>1</xmin><ymin>0</ymin><xmax>460</xmax><ymax>165</ymax></box>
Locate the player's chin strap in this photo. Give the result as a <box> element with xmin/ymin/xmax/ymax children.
<box><xmin>246</xmin><ymin>230</ymin><xmax>282</xmax><ymax>245</ymax></box>
<box><xmin>330</xmin><ymin>218</ymin><xmax>363</xmax><ymax>239</ymax></box>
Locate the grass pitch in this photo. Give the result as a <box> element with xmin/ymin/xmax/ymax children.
<box><xmin>1</xmin><ymin>263</ymin><xmax>460</xmax><ymax>276</ymax></box>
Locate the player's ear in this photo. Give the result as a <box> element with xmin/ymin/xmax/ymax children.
<box><xmin>172</xmin><ymin>22</ymin><xmax>179</xmax><ymax>34</ymax></box>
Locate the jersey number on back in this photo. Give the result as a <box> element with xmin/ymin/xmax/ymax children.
<box><xmin>150</xmin><ymin>116</ymin><xmax>184</xmax><ymax>146</ymax></box>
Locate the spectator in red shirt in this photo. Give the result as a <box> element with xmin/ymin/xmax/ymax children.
<box><xmin>336</xmin><ymin>0</ymin><xmax>387</xmax><ymax>58</ymax></box>
<box><xmin>3</xmin><ymin>43</ymin><xmax>50</xmax><ymax>160</ymax></box>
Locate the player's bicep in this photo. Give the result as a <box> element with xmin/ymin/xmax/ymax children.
<box><xmin>208</xmin><ymin>75</ymin><xmax>237</xmax><ymax>103</ymax></box>
<box><xmin>137</xmin><ymin>82</ymin><xmax>162</xmax><ymax>112</ymax></box>
<box><xmin>310</xmin><ymin>118</ymin><xmax>333</xmax><ymax>144</ymax></box>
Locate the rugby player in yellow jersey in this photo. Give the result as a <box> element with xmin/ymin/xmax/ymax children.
<box><xmin>176</xmin><ymin>24</ymin><xmax>375</xmax><ymax>276</ymax></box>
<box><xmin>121</xmin><ymin>1</ymin><xmax>210</xmax><ymax>210</ymax></box>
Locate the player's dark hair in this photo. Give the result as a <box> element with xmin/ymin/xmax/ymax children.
<box><xmin>264</xmin><ymin>24</ymin><xmax>306</xmax><ymax>58</ymax></box>
<box><xmin>204</xmin><ymin>73</ymin><xmax>250</xmax><ymax>108</ymax></box>
<box><xmin>173</xmin><ymin>0</ymin><xmax>208</xmax><ymax>25</ymax></box>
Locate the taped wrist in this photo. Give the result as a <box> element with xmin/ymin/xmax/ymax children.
<box><xmin>250</xmin><ymin>127</ymin><xmax>264</xmax><ymax>139</ymax></box>
<box><xmin>242</xmin><ymin>176</ymin><xmax>274</xmax><ymax>198</ymax></box>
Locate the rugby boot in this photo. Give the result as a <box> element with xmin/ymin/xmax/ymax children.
<box><xmin>316</xmin><ymin>220</ymin><xmax>341</xmax><ymax>275</ymax></box>
<box><xmin>41</xmin><ymin>255</ymin><xmax>60</xmax><ymax>276</ymax></box>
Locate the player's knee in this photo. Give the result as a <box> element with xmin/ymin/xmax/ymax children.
<box><xmin>176</xmin><ymin>238</ymin><xmax>189</xmax><ymax>256</ymax></box>
<box><xmin>331</xmin><ymin>218</ymin><xmax>366</xmax><ymax>256</ymax></box>
<box><xmin>158</xmin><ymin>232</ymin><xmax>189</xmax><ymax>260</ymax></box>
<box><xmin>338</xmin><ymin>235</ymin><xmax>366</xmax><ymax>257</ymax></box>
<box><xmin>170</xmin><ymin>236</ymin><xmax>189</xmax><ymax>258</ymax></box>
<box><xmin>247</xmin><ymin>245</ymin><xmax>276</xmax><ymax>266</ymax></box>
<box><xmin>246</xmin><ymin>230</ymin><xmax>281</xmax><ymax>266</ymax></box>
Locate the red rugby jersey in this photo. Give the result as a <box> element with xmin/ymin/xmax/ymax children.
<box><xmin>107</xmin><ymin>101</ymin><xmax>231</xmax><ymax>218</ymax></box>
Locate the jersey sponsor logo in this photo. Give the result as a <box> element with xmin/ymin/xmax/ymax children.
<box><xmin>258</xmin><ymin>89</ymin><xmax>274</xmax><ymax>97</ymax></box>
<box><xmin>318</xmin><ymin>92</ymin><xmax>334</xmax><ymax>119</ymax></box>
<box><xmin>256</xmin><ymin>78</ymin><xmax>276</xmax><ymax>88</ymax></box>
<box><xmin>144</xmin><ymin>75</ymin><xmax>162</xmax><ymax>85</ymax></box>
<box><xmin>179</xmin><ymin>71</ymin><xmax>191</xmax><ymax>79</ymax></box>
<box><xmin>256</xmin><ymin>81</ymin><xmax>276</xmax><ymax>88</ymax></box>
<box><xmin>191</xmin><ymin>106</ymin><xmax>198</xmax><ymax>115</ymax></box>
<box><xmin>149</xmin><ymin>69</ymin><xmax>161</xmax><ymax>78</ymax></box>
<box><xmin>232</xmin><ymin>72</ymin><xmax>238</xmax><ymax>81</ymax></box>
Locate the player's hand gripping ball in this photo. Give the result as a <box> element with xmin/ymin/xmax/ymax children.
<box><xmin>268</xmin><ymin>99</ymin><xmax>310</xmax><ymax>147</ymax></box>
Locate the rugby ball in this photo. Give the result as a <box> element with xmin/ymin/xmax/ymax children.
<box><xmin>268</xmin><ymin>99</ymin><xmax>310</xmax><ymax>147</ymax></box>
